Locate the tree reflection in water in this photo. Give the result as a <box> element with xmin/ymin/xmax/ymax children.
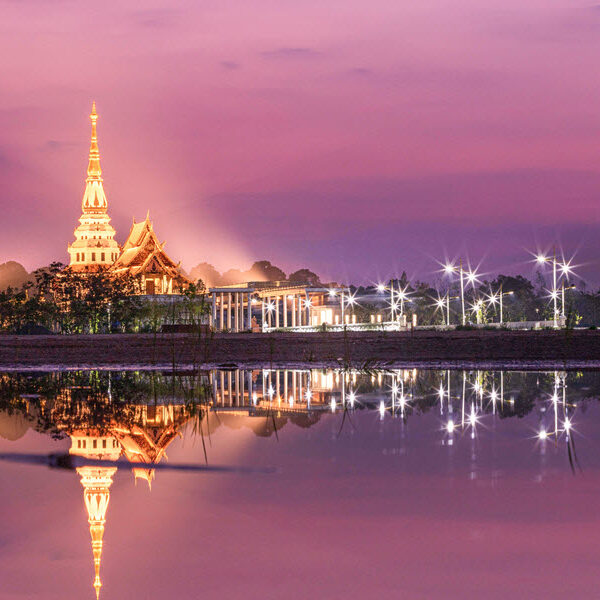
<box><xmin>0</xmin><ymin>366</ymin><xmax>598</xmax><ymax>598</ymax></box>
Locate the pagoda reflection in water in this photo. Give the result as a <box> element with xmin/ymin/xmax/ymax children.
<box><xmin>0</xmin><ymin>367</ymin><xmax>593</xmax><ymax>598</ymax></box>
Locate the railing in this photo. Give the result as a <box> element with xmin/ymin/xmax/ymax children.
<box><xmin>262</xmin><ymin>318</ymin><xmax>566</xmax><ymax>333</ymax></box>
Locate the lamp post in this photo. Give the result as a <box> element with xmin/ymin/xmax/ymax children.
<box><xmin>444</xmin><ymin>260</ymin><xmax>478</xmax><ymax>326</ymax></box>
<box><xmin>536</xmin><ymin>251</ymin><xmax>574</xmax><ymax>328</ymax></box>
<box><xmin>435</xmin><ymin>294</ymin><xmax>452</xmax><ymax>326</ymax></box>
<box><xmin>377</xmin><ymin>281</ymin><xmax>401</xmax><ymax>323</ymax></box>
<box><xmin>397</xmin><ymin>288</ymin><xmax>407</xmax><ymax>321</ymax></box>
<box><xmin>487</xmin><ymin>288</ymin><xmax>514</xmax><ymax>324</ymax></box>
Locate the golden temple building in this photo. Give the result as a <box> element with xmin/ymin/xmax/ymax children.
<box><xmin>67</xmin><ymin>102</ymin><xmax>120</xmax><ymax>272</ymax></box>
<box><xmin>111</xmin><ymin>215</ymin><xmax>188</xmax><ymax>295</ymax></box>
<box><xmin>67</xmin><ymin>103</ymin><xmax>190</xmax><ymax>293</ymax></box>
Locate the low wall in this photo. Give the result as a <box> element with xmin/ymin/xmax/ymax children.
<box><xmin>0</xmin><ymin>329</ymin><xmax>599</xmax><ymax>370</ymax></box>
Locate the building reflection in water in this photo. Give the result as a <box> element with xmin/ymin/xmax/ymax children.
<box><xmin>0</xmin><ymin>367</ymin><xmax>593</xmax><ymax>597</ymax></box>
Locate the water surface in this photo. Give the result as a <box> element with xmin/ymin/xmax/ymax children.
<box><xmin>0</xmin><ymin>368</ymin><xmax>599</xmax><ymax>599</ymax></box>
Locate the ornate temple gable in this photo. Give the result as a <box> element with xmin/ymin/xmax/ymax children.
<box><xmin>110</xmin><ymin>214</ymin><xmax>191</xmax><ymax>294</ymax></box>
<box><xmin>67</xmin><ymin>103</ymin><xmax>120</xmax><ymax>273</ymax></box>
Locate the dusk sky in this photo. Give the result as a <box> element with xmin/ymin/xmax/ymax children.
<box><xmin>2</xmin><ymin>0</ymin><xmax>600</xmax><ymax>284</ymax></box>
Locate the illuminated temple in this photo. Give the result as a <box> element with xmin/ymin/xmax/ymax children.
<box><xmin>67</xmin><ymin>103</ymin><xmax>190</xmax><ymax>293</ymax></box>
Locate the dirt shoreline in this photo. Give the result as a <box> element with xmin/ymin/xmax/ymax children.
<box><xmin>1</xmin><ymin>330</ymin><xmax>600</xmax><ymax>371</ymax></box>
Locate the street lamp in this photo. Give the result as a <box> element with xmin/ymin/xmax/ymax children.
<box><xmin>443</xmin><ymin>260</ymin><xmax>478</xmax><ymax>325</ymax></box>
<box><xmin>435</xmin><ymin>294</ymin><xmax>451</xmax><ymax>326</ymax></box>
<box><xmin>536</xmin><ymin>251</ymin><xmax>576</xmax><ymax>327</ymax></box>
<box><xmin>486</xmin><ymin>287</ymin><xmax>514</xmax><ymax>324</ymax></box>
<box><xmin>377</xmin><ymin>281</ymin><xmax>406</xmax><ymax>323</ymax></box>
<box><xmin>340</xmin><ymin>291</ymin><xmax>356</xmax><ymax>324</ymax></box>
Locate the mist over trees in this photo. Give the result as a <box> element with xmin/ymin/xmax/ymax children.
<box><xmin>0</xmin><ymin>262</ymin><xmax>31</xmax><ymax>291</ymax></box>
<box><xmin>189</xmin><ymin>260</ymin><xmax>321</xmax><ymax>287</ymax></box>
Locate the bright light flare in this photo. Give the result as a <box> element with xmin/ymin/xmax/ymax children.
<box><xmin>377</xmin><ymin>283</ymin><xmax>386</xmax><ymax>293</ymax></box>
<box><xmin>466</xmin><ymin>270</ymin><xmax>479</xmax><ymax>285</ymax></box>
<box><xmin>443</xmin><ymin>263</ymin><xmax>456</xmax><ymax>275</ymax></box>
<box><xmin>379</xmin><ymin>400</ymin><xmax>386</xmax><ymax>419</ymax></box>
<box><xmin>328</xmin><ymin>289</ymin><xmax>337</xmax><ymax>298</ymax></box>
<box><xmin>538</xmin><ymin>428</ymin><xmax>548</xmax><ymax>440</ymax></box>
<box><xmin>559</xmin><ymin>261</ymin><xmax>573</xmax><ymax>277</ymax></box>
<box><xmin>446</xmin><ymin>420</ymin><xmax>455</xmax><ymax>434</ymax></box>
<box><xmin>536</xmin><ymin>254</ymin><xmax>548</xmax><ymax>264</ymax></box>
<box><xmin>563</xmin><ymin>417</ymin><xmax>572</xmax><ymax>433</ymax></box>
<box><xmin>468</xmin><ymin>405</ymin><xmax>478</xmax><ymax>427</ymax></box>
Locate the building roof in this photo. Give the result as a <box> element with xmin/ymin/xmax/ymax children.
<box><xmin>111</xmin><ymin>215</ymin><xmax>190</xmax><ymax>282</ymax></box>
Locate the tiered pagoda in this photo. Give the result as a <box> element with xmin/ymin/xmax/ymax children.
<box><xmin>67</xmin><ymin>103</ymin><xmax>120</xmax><ymax>272</ymax></box>
<box><xmin>67</xmin><ymin>102</ymin><xmax>190</xmax><ymax>293</ymax></box>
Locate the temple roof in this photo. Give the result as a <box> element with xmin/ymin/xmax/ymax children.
<box><xmin>110</xmin><ymin>215</ymin><xmax>189</xmax><ymax>281</ymax></box>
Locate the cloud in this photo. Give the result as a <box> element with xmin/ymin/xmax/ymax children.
<box><xmin>347</xmin><ymin>67</ymin><xmax>373</xmax><ymax>77</ymax></box>
<box><xmin>260</xmin><ymin>47</ymin><xmax>321</xmax><ymax>60</ymax></box>
<box><xmin>220</xmin><ymin>60</ymin><xmax>240</xmax><ymax>70</ymax></box>
<box><xmin>42</xmin><ymin>140</ymin><xmax>70</xmax><ymax>150</ymax></box>
<box><xmin>130</xmin><ymin>8</ymin><xmax>180</xmax><ymax>29</ymax></box>
<box><xmin>484</xmin><ymin>6</ymin><xmax>600</xmax><ymax>44</ymax></box>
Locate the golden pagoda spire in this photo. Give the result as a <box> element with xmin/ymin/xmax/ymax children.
<box><xmin>81</xmin><ymin>101</ymin><xmax>108</xmax><ymax>213</ymax></box>
<box><xmin>79</xmin><ymin>465</ymin><xmax>116</xmax><ymax>600</ymax></box>
<box><xmin>70</xmin><ymin>431</ymin><xmax>121</xmax><ymax>600</ymax></box>
<box><xmin>87</xmin><ymin>101</ymin><xmax>102</xmax><ymax>179</ymax></box>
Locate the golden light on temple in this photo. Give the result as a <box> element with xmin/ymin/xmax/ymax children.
<box><xmin>70</xmin><ymin>431</ymin><xmax>120</xmax><ymax>600</ymax></box>
<box><xmin>67</xmin><ymin>102</ymin><xmax>120</xmax><ymax>272</ymax></box>
<box><xmin>66</xmin><ymin>102</ymin><xmax>190</xmax><ymax>293</ymax></box>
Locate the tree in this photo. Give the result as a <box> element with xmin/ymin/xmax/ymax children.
<box><xmin>289</xmin><ymin>269</ymin><xmax>321</xmax><ymax>286</ymax></box>
<box><xmin>188</xmin><ymin>262</ymin><xmax>222</xmax><ymax>288</ymax></box>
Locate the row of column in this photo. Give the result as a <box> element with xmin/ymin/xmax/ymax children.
<box><xmin>210</xmin><ymin>370</ymin><xmax>254</xmax><ymax>405</ymax></box>
<box><xmin>261</xmin><ymin>294</ymin><xmax>310</xmax><ymax>328</ymax></box>
<box><xmin>210</xmin><ymin>292</ymin><xmax>252</xmax><ymax>332</ymax></box>
<box><xmin>209</xmin><ymin>369</ymin><xmax>311</xmax><ymax>406</ymax></box>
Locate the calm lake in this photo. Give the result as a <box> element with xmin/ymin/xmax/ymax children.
<box><xmin>0</xmin><ymin>368</ymin><xmax>599</xmax><ymax>599</ymax></box>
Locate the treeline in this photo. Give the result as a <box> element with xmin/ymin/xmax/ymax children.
<box><xmin>2</xmin><ymin>261</ymin><xmax>600</xmax><ymax>333</ymax></box>
<box><xmin>189</xmin><ymin>260</ymin><xmax>322</xmax><ymax>287</ymax></box>
<box><xmin>350</xmin><ymin>273</ymin><xmax>600</xmax><ymax>327</ymax></box>
<box><xmin>0</xmin><ymin>262</ymin><xmax>208</xmax><ymax>334</ymax></box>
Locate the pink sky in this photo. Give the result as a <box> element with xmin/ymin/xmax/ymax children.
<box><xmin>1</xmin><ymin>1</ymin><xmax>600</xmax><ymax>283</ymax></box>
